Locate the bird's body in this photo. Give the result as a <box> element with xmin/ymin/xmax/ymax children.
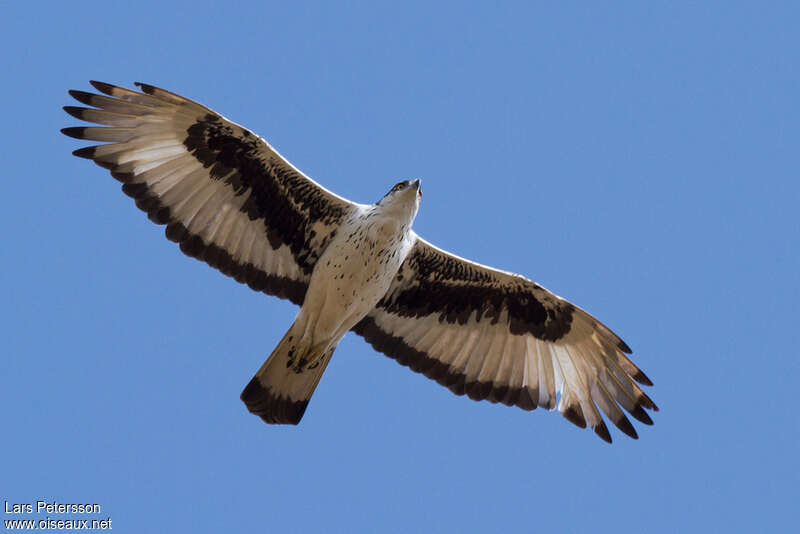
<box><xmin>63</xmin><ymin>81</ymin><xmax>657</xmax><ymax>442</ymax></box>
<box><xmin>306</xmin><ymin>200</ymin><xmax>418</xmax><ymax>344</ymax></box>
<box><xmin>242</xmin><ymin>194</ymin><xmax>420</xmax><ymax>422</ymax></box>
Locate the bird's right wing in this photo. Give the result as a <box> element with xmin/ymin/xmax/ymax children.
<box><xmin>354</xmin><ymin>235</ymin><xmax>657</xmax><ymax>442</ymax></box>
<box><xmin>63</xmin><ymin>81</ymin><xmax>358</xmax><ymax>305</ymax></box>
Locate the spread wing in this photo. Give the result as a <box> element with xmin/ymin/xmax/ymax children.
<box><xmin>63</xmin><ymin>81</ymin><xmax>358</xmax><ymax>305</ymax></box>
<box><xmin>353</xmin><ymin>235</ymin><xmax>658</xmax><ymax>442</ymax></box>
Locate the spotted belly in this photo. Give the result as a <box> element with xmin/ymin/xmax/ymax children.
<box><xmin>301</xmin><ymin>220</ymin><xmax>412</xmax><ymax>343</ymax></box>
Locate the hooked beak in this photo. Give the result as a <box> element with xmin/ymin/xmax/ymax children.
<box><xmin>412</xmin><ymin>178</ymin><xmax>422</xmax><ymax>199</ymax></box>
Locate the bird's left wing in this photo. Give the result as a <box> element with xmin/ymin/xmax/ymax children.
<box><xmin>353</xmin><ymin>234</ymin><xmax>657</xmax><ymax>442</ymax></box>
<box><xmin>63</xmin><ymin>81</ymin><xmax>358</xmax><ymax>305</ymax></box>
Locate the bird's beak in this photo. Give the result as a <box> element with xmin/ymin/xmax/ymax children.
<box><xmin>413</xmin><ymin>179</ymin><xmax>422</xmax><ymax>199</ymax></box>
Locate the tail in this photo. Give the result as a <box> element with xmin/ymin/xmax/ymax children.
<box><xmin>240</xmin><ymin>327</ymin><xmax>335</xmax><ymax>425</ymax></box>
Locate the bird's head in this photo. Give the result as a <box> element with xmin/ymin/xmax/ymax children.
<box><xmin>377</xmin><ymin>178</ymin><xmax>422</xmax><ymax>221</ymax></box>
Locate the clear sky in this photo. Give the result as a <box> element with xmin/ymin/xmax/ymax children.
<box><xmin>2</xmin><ymin>2</ymin><xmax>798</xmax><ymax>532</ymax></box>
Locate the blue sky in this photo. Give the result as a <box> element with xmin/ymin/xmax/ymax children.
<box><xmin>2</xmin><ymin>2</ymin><xmax>798</xmax><ymax>532</ymax></box>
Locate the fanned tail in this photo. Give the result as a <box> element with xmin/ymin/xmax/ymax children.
<box><xmin>241</xmin><ymin>326</ymin><xmax>335</xmax><ymax>425</ymax></box>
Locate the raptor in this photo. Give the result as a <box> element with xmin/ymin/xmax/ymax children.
<box><xmin>62</xmin><ymin>81</ymin><xmax>657</xmax><ymax>442</ymax></box>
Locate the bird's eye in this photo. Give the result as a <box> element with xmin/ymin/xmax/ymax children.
<box><xmin>393</xmin><ymin>183</ymin><xmax>404</xmax><ymax>192</ymax></box>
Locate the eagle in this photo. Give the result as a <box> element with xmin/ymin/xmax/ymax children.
<box><xmin>62</xmin><ymin>81</ymin><xmax>657</xmax><ymax>443</ymax></box>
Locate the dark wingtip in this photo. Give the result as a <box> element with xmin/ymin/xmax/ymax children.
<box><xmin>446</xmin><ymin>375</ymin><xmax>467</xmax><ymax>396</ymax></box>
<box><xmin>639</xmin><ymin>393</ymin><xmax>658</xmax><ymax>412</ymax></box>
<box><xmin>165</xmin><ymin>221</ymin><xmax>188</xmax><ymax>243</ymax></box>
<box><xmin>135</xmin><ymin>82</ymin><xmax>156</xmax><ymax>95</ymax></box>
<box><xmin>63</xmin><ymin>106</ymin><xmax>87</xmax><ymax>120</ymax></box>
<box><xmin>465</xmin><ymin>380</ymin><xmax>493</xmax><ymax>401</ymax></box>
<box><xmin>61</xmin><ymin>127</ymin><xmax>87</xmax><ymax>140</ymax></box>
<box><xmin>240</xmin><ymin>376</ymin><xmax>307</xmax><ymax>425</ymax></box>
<box><xmin>629</xmin><ymin>405</ymin><xmax>654</xmax><ymax>426</ymax></box>
<box><xmin>516</xmin><ymin>388</ymin><xmax>537</xmax><ymax>411</ymax></box>
<box><xmin>633</xmin><ymin>369</ymin><xmax>654</xmax><ymax>386</ymax></box>
<box><xmin>563</xmin><ymin>405</ymin><xmax>587</xmax><ymax>429</ymax></box>
<box><xmin>110</xmin><ymin>170</ymin><xmax>134</xmax><ymax>183</ymax></box>
<box><xmin>68</xmin><ymin>89</ymin><xmax>95</xmax><ymax>106</ymax></box>
<box><xmin>594</xmin><ymin>422</ymin><xmax>613</xmax><ymax>443</ymax></box>
<box><xmin>487</xmin><ymin>384</ymin><xmax>509</xmax><ymax>404</ymax></box>
<box><xmin>618</xmin><ymin>339</ymin><xmax>632</xmax><ymax>354</ymax></box>
<box><xmin>89</xmin><ymin>80</ymin><xmax>115</xmax><ymax>95</ymax></box>
<box><xmin>72</xmin><ymin>146</ymin><xmax>96</xmax><ymax>159</ymax></box>
<box><xmin>500</xmin><ymin>386</ymin><xmax>521</xmax><ymax>407</ymax></box>
<box><xmin>615</xmin><ymin>416</ymin><xmax>639</xmax><ymax>440</ymax></box>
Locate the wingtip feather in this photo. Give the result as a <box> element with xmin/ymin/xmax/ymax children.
<box><xmin>61</xmin><ymin>127</ymin><xmax>86</xmax><ymax>139</ymax></box>
<box><xmin>68</xmin><ymin>90</ymin><xmax>95</xmax><ymax>106</ymax></box>
<box><xmin>89</xmin><ymin>80</ymin><xmax>116</xmax><ymax>95</ymax></box>
<box><xmin>134</xmin><ymin>82</ymin><xmax>157</xmax><ymax>95</ymax></box>
<box><xmin>594</xmin><ymin>421</ymin><xmax>613</xmax><ymax>443</ymax></box>
<box><xmin>63</xmin><ymin>106</ymin><xmax>87</xmax><ymax>120</ymax></box>
<box><xmin>562</xmin><ymin>405</ymin><xmax>587</xmax><ymax>428</ymax></box>
<box><xmin>629</xmin><ymin>405</ymin><xmax>654</xmax><ymax>426</ymax></box>
<box><xmin>633</xmin><ymin>369</ymin><xmax>654</xmax><ymax>386</ymax></box>
<box><xmin>71</xmin><ymin>146</ymin><xmax>96</xmax><ymax>159</ymax></box>
<box><xmin>615</xmin><ymin>415</ymin><xmax>639</xmax><ymax>439</ymax></box>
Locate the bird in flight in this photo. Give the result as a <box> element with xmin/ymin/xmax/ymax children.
<box><xmin>62</xmin><ymin>81</ymin><xmax>657</xmax><ymax>442</ymax></box>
